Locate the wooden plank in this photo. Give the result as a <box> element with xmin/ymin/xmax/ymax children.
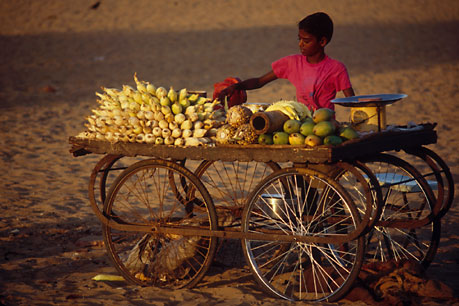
<box><xmin>69</xmin><ymin>123</ymin><xmax>437</xmax><ymax>164</ymax></box>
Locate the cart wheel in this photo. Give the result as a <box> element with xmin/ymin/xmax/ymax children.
<box><xmin>102</xmin><ymin>159</ymin><xmax>218</xmax><ymax>289</ymax></box>
<box><xmin>331</xmin><ymin>161</ymin><xmax>383</xmax><ymax>234</ymax></box>
<box><xmin>194</xmin><ymin>160</ymin><xmax>281</xmax><ymax>213</ymax></box>
<box><xmin>361</xmin><ymin>153</ymin><xmax>440</xmax><ymax>268</ymax></box>
<box><xmin>241</xmin><ymin>167</ymin><xmax>364</xmax><ymax>302</ymax></box>
<box><xmin>403</xmin><ymin>147</ymin><xmax>455</xmax><ymax>219</ymax></box>
<box><xmin>89</xmin><ymin>154</ymin><xmax>123</xmax><ymax>211</ymax></box>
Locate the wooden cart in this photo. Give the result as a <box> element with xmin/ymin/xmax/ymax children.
<box><xmin>69</xmin><ymin>122</ymin><xmax>453</xmax><ymax>302</ymax></box>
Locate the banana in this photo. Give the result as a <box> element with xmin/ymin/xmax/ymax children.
<box><xmin>266</xmin><ymin>100</ymin><xmax>312</xmax><ymax>120</ymax></box>
<box><xmin>266</xmin><ymin>102</ymin><xmax>298</xmax><ymax>120</ymax></box>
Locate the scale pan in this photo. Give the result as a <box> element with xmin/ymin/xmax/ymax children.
<box><xmin>331</xmin><ymin>93</ymin><xmax>407</xmax><ymax>107</ymax></box>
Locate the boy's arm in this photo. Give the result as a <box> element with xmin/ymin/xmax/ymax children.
<box><xmin>218</xmin><ymin>71</ymin><xmax>277</xmax><ymax>101</ymax></box>
<box><xmin>342</xmin><ymin>87</ymin><xmax>355</xmax><ymax>97</ymax></box>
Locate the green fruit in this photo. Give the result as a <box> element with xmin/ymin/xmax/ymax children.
<box><xmin>258</xmin><ymin>133</ymin><xmax>273</xmax><ymax>145</ymax></box>
<box><xmin>305</xmin><ymin>134</ymin><xmax>323</xmax><ymax>147</ymax></box>
<box><xmin>313</xmin><ymin>121</ymin><xmax>335</xmax><ymax>137</ymax></box>
<box><xmin>312</xmin><ymin>108</ymin><xmax>335</xmax><ymax>123</ymax></box>
<box><xmin>283</xmin><ymin>119</ymin><xmax>301</xmax><ymax>134</ymax></box>
<box><xmin>299</xmin><ymin>121</ymin><xmax>315</xmax><ymax>136</ymax></box>
<box><xmin>323</xmin><ymin>135</ymin><xmax>343</xmax><ymax>146</ymax></box>
<box><xmin>302</xmin><ymin>117</ymin><xmax>314</xmax><ymax>124</ymax></box>
<box><xmin>273</xmin><ymin>132</ymin><xmax>289</xmax><ymax>145</ymax></box>
<box><xmin>340</xmin><ymin>126</ymin><xmax>359</xmax><ymax>140</ymax></box>
<box><xmin>288</xmin><ymin>133</ymin><xmax>305</xmax><ymax>145</ymax></box>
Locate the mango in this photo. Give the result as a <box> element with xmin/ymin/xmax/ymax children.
<box><xmin>273</xmin><ymin>132</ymin><xmax>289</xmax><ymax>145</ymax></box>
<box><xmin>299</xmin><ymin>121</ymin><xmax>315</xmax><ymax>136</ymax></box>
<box><xmin>283</xmin><ymin>119</ymin><xmax>301</xmax><ymax>134</ymax></box>
<box><xmin>324</xmin><ymin>135</ymin><xmax>343</xmax><ymax>146</ymax></box>
<box><xmin>340</xmin><ymin>126</ymin><xmax>359</xmax><ymax>140</ymax></box>
<box><xmin>305</xmin><ymin>135</ymin><xmax>323</xmax><ymax>147</ymax></box>
<box><xmin>288</xmin><ymin>133</ymin><xmax>305</xmax><ymax>145</ymax></box>
<box><xmin>313</xmin><ymin>121</ymin><xmax>335</xmax><ymax>137</ymax></box>
<box><xmin>312</xmin><ymin>108</ymin><xmax>334</xmax><ymax>123</ymax></box>
<box><xmin>258</xmin><ymin>133</ymin><xmax>274</xmax><ymax>145</ymax></box>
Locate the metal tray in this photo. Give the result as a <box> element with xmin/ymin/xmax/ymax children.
<box><xmin>331</xmin><ymin>93</ymin><xmax>407</xmax><ymax>107</ymax></box>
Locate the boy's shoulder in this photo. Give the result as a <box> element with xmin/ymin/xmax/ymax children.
<box><xmin>325</xmin><ymin>55</ymin><xmax>347</xmax><ymax>67</ymax></box>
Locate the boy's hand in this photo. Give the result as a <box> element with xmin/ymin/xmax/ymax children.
<box><xmin>217</xmin><ymin>84</ymin><xmax>238</xmax><ymax>101</ymax></box>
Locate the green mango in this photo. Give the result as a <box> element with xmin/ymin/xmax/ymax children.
<box><xmin>324</xmin><ymin>135</ymin><xmax>343</xmax><ymax>146</ymax></box>
<box><xmin>312</xmin><ymin>108</ymin><xmax>335</xmax><ymax>123</ymax></box>
<box><xmin>305</xmin><ymin>134</ymin><xmax>323</xmax><ymax>147</ymax></box>
<box><xmin>273</xmin><ymin>132</ymin><xmax>289</xmax><ymax>145</ymax></box>
<box><xmin>258</xmin><ymin>134</ymin><xmax>274</xmax><ymax>145</ymax></box>
<box><xmin>283</xmin><ymin>119</ymin><xmax>301</xmax><ymax>134</ymax></box>
<box><xmin>288</xmin><ymin>133</ymin><xmax>305</xmax><ymax>145</ymax></box>
<box><xmin>340</xmin><ymin>126</ymin><xmax>359</xmax><ymax>140</ymax></box>
<box><xmin>313</xmin><ymin>121</ymin><xmax>335</xmax><ymax>137</ymax></box>
<box><xmin>300</xmin><ymin>121</ymin><xmax>315</xmax><ymax>136</ymax></box>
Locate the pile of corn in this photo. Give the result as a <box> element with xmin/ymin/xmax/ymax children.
<box><xmin>76</xmin><ymin>74</ymin><xmax>226</xmax><ymax>146</ymax></box>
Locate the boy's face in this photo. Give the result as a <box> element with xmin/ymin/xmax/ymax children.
<box><xmin>298</xmin><ymin>29</ymin><xmax>327</xmax><ymax>57</ymax></box>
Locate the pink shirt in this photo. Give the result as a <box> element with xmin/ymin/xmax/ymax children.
<box><xmin>272</xmin><ymin>54</ymin><xmax>352</xmax><ymax>110</ymax></box>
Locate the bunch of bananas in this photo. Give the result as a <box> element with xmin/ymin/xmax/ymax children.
<box><xmin>76</xmin><ymin>73</ymin><xmax>226</xmax><ymax>146</ymax></box>
<box><xmin>265</xmin><ymin>100</ymin><xmax>312</xmax><ymax>121</ymax></box>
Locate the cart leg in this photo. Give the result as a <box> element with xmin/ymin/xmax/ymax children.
<box><xmin>361</xmin><ymin>153</ymin><xmax>440</xmax><ymax>269</ymax></box>
<box><xmin>102</xmin><ymin>159</ymin><xmax>218</xmax><ymax>289</ymax></box>
<box><xmin>241</xmin><ymin>167</ymin><xmax>364</xmax><ymax>302</ymax></box>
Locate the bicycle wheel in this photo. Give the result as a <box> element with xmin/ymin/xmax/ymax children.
<box><xmin>331</xmin><ymin>161</ymin><xmax>383</xmax><ymax>235</ymax></box>
<box><xmin>195</xmin><ymin>160</ymin><xmax>281</xmax><ymax>209</ymax></box>
<box><xmin>194</xmin><ymin>160</ymin><xmax>281</xmax><ymax>266</ymax></box>
<box><xmin>361</xmin><ymin>153</ymin><xmax>440</xmax><ymax>268</ymax></box>
<box><xmin>102</xmin><ymin>159</ymin><xmax>218</xmax><ymax>289</ymax></box>
<box><xmin>89</xmin><ymin>154</ymin><xmax>123</xmax><ymax>211</ymax></box>
<box><xmin>241</xmin><ymin>167</ymin><xmax>364</xmax><ymax>302</ymax></box>
<box><xmin>403</xmin><ymin>146</ymin><xmax>455</xmax><ymax>219</ymax></box>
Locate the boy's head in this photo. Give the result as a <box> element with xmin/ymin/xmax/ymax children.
<box><xmin>298</xmin><ymin>12</ymin><xmax>333</xmax><ymax>45</ymax></box>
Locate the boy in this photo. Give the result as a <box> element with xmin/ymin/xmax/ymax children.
<box><xmin>218</xmin><ymin>12</ymin><xmax>355</xmax><ymax>110</ymax></box>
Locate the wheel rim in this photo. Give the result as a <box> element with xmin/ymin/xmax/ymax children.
<box><xmin>102</xmin><ymin>159</ymin><xmax>217</xmax><ymax>288</ymax></box>
<box><xmin>195</xmin><ymin>160</ymin><xmax>280</xmax><ymax>210</ymax></box>
<box><xmin>242</xmin><ymin>168</ymin><xmax>364</xmax><ymax>302</ymax></box>
<box><xmin>362</xmin><ymin>154</ymin><xmax>439</xmax><ymax>267</ymax></box>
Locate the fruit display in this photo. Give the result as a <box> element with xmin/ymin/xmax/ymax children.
<box><xmin>76</xmin><ymin>82</ymin><xmax>358</xmax><ymax>148</ymax></box>
<box><xmin>257</xmin><ymin>106</ymin><xmax>360</xmax><ymax>147</ymax></box>
<box><xmin>75</xmin><ymin>74</ymin><xmax>226</xmax><ymax>146</ymax></box>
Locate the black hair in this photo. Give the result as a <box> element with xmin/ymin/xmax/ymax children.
<box><xmin>298</xmin><ymin>12</ymin><xmax>333</xmax><ymax>44</ymax></box>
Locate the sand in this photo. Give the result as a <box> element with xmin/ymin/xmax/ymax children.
<box><xmin>0</xmin><ymin>0</ymin><xmax>458</xmax><ymax>305</ymax></box>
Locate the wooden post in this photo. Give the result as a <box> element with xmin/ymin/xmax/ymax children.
<box><xmin>250</xmin><ymin>111</ymin><xmax>290</xmax><ymax>134</ymax></box>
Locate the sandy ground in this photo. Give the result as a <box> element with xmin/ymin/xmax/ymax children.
<box><xmin>0</xmin><ymin>0</ymin><xmax>458</xmax><ymax>305</ymax></box>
